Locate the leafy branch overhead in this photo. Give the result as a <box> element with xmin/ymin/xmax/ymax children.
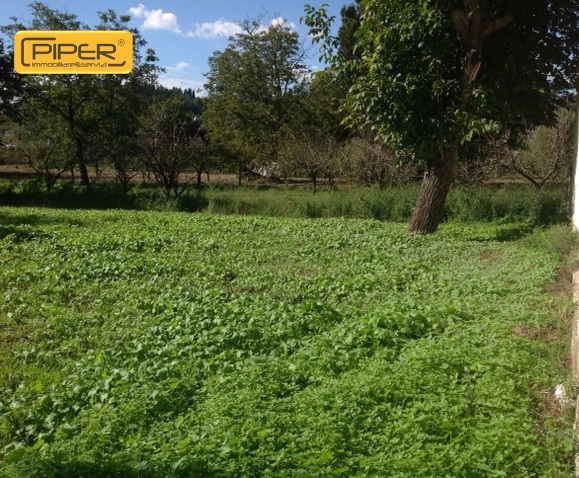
<box><xmin>303</xmin><ymin>0</ymin><xmax>578</xmax><ymax>233</ymax></box>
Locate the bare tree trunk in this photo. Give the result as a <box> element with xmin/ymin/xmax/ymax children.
<box><xmin>79</xmin><ymin>162</ymin><xmax>90</xmax><ymax>186</ymax></box>
<box><xmin>407</xmin><ymin>146</ymin><xmax>457</xmax><ymax>234</ymax></box>
<box><xmin>76</xmin><ymin>139</ymin><xmax>90</xmax><ymax>186</ymax></box>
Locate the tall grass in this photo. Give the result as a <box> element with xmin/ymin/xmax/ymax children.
<box><xmin>0</xmin><ymin>178</ymin><xmax>569</xmax><ymax>226</ymax></box>
<box><xmin>204</xmin><ymin>183</ymin><xmax>568</xmax><ymax>225</ymax></box>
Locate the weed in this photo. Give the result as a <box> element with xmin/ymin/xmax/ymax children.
<box><xmin>0</xmin><ymin>207</ymin><xmax>574</xmax><ymax>477</ymax></box>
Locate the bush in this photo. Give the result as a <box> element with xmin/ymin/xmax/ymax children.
<box><xmin>447</xmin><ymin>184</ymin><xmax>568</xmax><ymax>225</ymax></box>
<box><xmin>207</xmin><ymin>194</ymin><xmax>236</xmax><ymax>214</ymax></box>
<box><xmin>176</xmin><ymin>194</ymin><xmax>209</xmax><ymax>212</ymax></box>
<box><xmin>527</xmin><ymin>189</ymin><xmax>567</xmax><ymax>225</ymax></box>
<box><xmin>448</xmin><ymin>187</ymin><xmax>495</xmax><ymax>221</ymax></box>
<box><xmin>297</xmin><ymin>200</ymin><xmax>324</xmax><ymax>218</ymax></box>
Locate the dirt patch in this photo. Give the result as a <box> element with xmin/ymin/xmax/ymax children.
<box><xmin>479</xmin><ymin>249</ymin><xmax>503</xmax><ymax>265</ymax></box>
<box><xmin>512</xmin><ymin>323</ymin><xmax>560</xmax><ymax>342</ymax></box>
<box><xmin>0</xmin><ymin>164</ymin><xmax>350</xmax><ymax>190</ymax></box>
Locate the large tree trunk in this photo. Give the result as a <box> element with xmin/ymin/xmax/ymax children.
<box><xmin>404</xmin><ymin>7</ymin><xmax>514</xmax><ymax>234</ymax></box>
<box><xmin>405</xmin><ymin>7</ymin><xmax>513</xmax><ymax>234</ymax></box>
<box><xmin>407</xmin><ymin>146</ymin><xmax>457</xmax><ymax>234</ymax></box>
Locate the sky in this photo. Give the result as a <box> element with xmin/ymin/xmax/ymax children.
<box><xmin>0</xmin><ymin>0</ymin><xmax>345</xmax><ymax>94</ymax></box>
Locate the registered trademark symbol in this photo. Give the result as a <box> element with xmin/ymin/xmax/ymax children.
<box><xmin>118</xmin><ymin>39</ymin><xmax>125</xmax><ymax>46</ymax></box>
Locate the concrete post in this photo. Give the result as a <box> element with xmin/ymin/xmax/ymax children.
<box><xmin>572</xmin><ymin>98</ymin><xmax>579</xmax><ymax>231</ymax></box>
<box><xmin>572</xmin><ymin>94</ymin><xmax>579</xmax><ymax>478</ymax></box>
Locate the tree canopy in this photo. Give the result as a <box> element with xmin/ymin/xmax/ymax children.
<box><xmin>0</xmin><ymin>38</ymin><xmax>22</xmax><ymax>121</ymax></box>
<box><xmin>1</xmin><ymin>2</ymin><xmax>162</xmax><ymax>186</ymax></box>
<box><xmin>304</xmin><ymin>0</ymin><xmax>579</xmax><ymax>232</ymax></box>
<box><xmin>204</xmin><ymin>20</ymin><xmax>308</xmax><ymax>177</ymax></box>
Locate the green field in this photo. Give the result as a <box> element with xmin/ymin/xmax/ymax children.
<box><xmin>0</xmin><ymin>207</ymin><xmax>574</xmax><ymax>477</ymax></box>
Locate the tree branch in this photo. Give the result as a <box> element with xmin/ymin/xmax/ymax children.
<box><xmin>483</xmin><ymin>13</ymin><xmax>515</xmax><ymax>38</ymax></box>
<box><xmin>450</xmin><ymin>10</ymin><xmax>469</xmax><ymax>46</ymax></box>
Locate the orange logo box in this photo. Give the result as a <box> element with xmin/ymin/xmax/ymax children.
<box><xmin>14</xmin><ymin>30</ymin><xmax>133</xmax><ymax>74</ymax></box>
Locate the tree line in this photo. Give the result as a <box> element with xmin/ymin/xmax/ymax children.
<box><xmin>0</xmin><ymin>1</ymin><xmax>577</xmax><ymax>232</ymax></box>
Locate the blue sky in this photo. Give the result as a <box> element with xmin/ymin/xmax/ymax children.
<box><xmin>1</xmin><ymin>0</ymin><xmax>345</xmax><ymax>94</ymax></box>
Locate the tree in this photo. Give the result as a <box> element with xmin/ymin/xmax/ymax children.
<box><xmin>337</xmin><ymin>1</ymin><xmax>362</xmax><ymax>64</ymax></box>
<box><xmin>187</xmin><ymin>134</ymin><xmax>221</xmax><ymax>188</ymax></box>
<box><xmin>204</xmin><ymin>19</ymin><xmax>308</xmax><ymax>181</ymax></box>
<box><xmin>2</xmin><ymin>3</ymin><xmax>93</xmax><ymax>185</ymax></box>
<box><xmin>279</xmin><ymin>132</ymin><xmax>343</xmax><ymax>192</ymax></box>
<box><xmin>487</xmin><ymin>106</ymin><xmax>576</xmax><ymax>189</ymax></box>
<box><xmin>0</xmin><ymin>38</ymin><xmax>22</xmax><ymax>121</ymax></box>
<box><xmin>344</xmin><ymin>136</ymin><xmax>417</xmax><ymax>188</ymax></box>
<box><xmin>1</xmin><ymin>2</ymin><xmax>161</xmax><ymax>186</ymax></box>
<box><xmin>91</xmin><ymin>9</ymin><xmax>161</xmax><ymax>189</ymax></box>
<box><xmin>17</xmin><ymin>116</ymin><xmax>72</xmax><ymax>192</ymax></box>
<box><xmin>138</xmin><ymin>89</ymin><xmax>200</xmax><ymax>199</ymax></box>
<box><xmin>304</xmin><ymin>1</ymin><xmax>579</xmax><ymax>233</ymax></box>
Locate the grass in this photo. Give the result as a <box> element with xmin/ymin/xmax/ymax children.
<box><xmin>0</xmin><ymin>206</ymin><xmax>575</xmax><ymax>477</ymax></box>
<box><xmin>0</xmin><ymin>178</ymin><xmax>570</xmax><ymax>226</ymax></box>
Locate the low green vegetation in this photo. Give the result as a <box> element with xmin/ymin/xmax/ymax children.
<box><xmin>0</xmin><ymin>207</ymin><xmax>574</xmax><ymax>476</ymax></box>
<box><xmin>0</xmin><ymin>179</ymin><xmax>569</xmax><ymax>226</ymax></box>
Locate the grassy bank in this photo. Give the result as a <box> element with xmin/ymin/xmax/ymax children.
<box><xmin>0</xmin><ymin>178</ymin><xmax>569</xmax><ymax>226</ymax></box>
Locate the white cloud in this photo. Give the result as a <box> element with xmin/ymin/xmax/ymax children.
<box><xmin>184</xmin><ymin>17</ymin><xmax>296</xmax><ymax>39</ymax></box>
<box><xmin>165</xmin><ymin>61</ymin><xmax>190</xmax><ymax>72</ymax></box>
<box><xmin>127</xmin><ymin>7</ymin><xmax>297</xmax><ymax>40</ymax></box>
<box><xmin>186</xmin><ymin>20</ymin><xmax>242</xmax><ymax>39</ymax></box>
<box><xmin>128</xmin><ymin>4</ymin><xmax>181</xmax><ymax>33</ymax></box>
<box><xmin>268</xmin><ymin>17</ymin><xmax>296</xmax><ymax>30</ymax></box>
